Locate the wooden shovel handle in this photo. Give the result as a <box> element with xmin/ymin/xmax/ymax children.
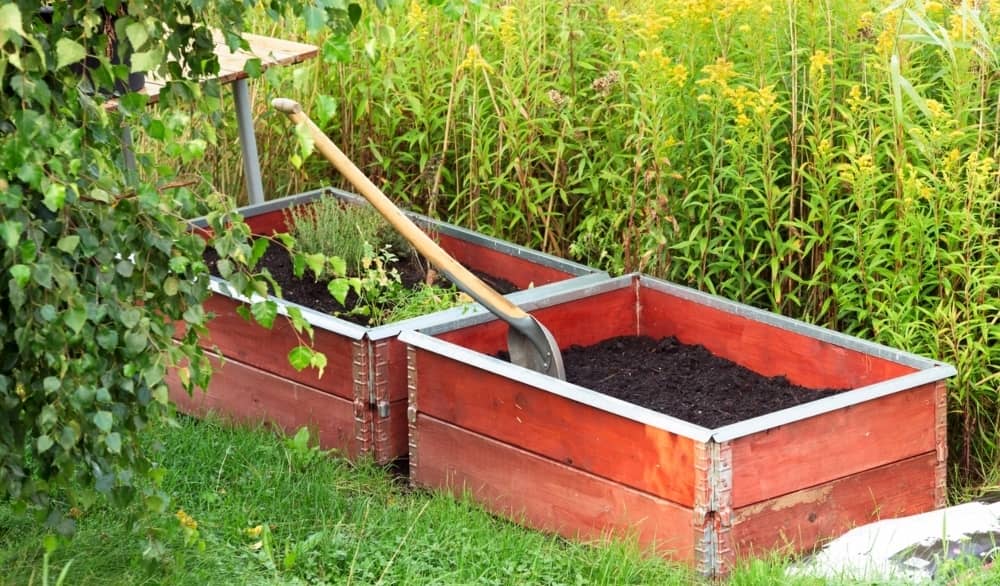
<box><xmin>272</xmin><ymin>98</ymin><xmax>528</xmax><ymax>322</ymax></box>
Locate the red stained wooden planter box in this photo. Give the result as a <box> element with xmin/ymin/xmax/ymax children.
<box><xmin>399</xmin><ymin>274</ymin><xmax>955</xmax><ymax>576</ymax></box>
<box><xmin>167</xmin><ymin>188</ymin><xmax>606</xmax><ymax>461</ymax></box>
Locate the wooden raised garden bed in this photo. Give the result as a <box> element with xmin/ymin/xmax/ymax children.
<box><xmin>167</xmin><ymin>187</ymin><xmax>606</xmax><ymax>462</ymax></box>
<box><xmin>399</xmin><ymin>274</ymin><xmax>955</xmax><ymax>576</ymax></box>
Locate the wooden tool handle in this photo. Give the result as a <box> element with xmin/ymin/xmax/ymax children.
<box><xmin>272</xmin><ymin>98</ymin><xmax>528</xmax><ymax>322</ymax></box>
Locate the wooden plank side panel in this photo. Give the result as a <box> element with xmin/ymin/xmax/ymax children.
<box><xmin>437</xmin><ymin>287</ymin><xmax>640</xmax><ymax>354</ymax></box>
<box><xmin>729</xmin><ymin>452</ymin><xmax>938</xmax><ymax>560</ymax></box>
<box><xmin>436</xmin><ymin>233</ymin><xmax>576</xmax><ymax>289</ymax></box>
<box><xmin>167</xmin><ymin>353</ymin><xmax>362</xmax><ymax>458</ymax></box>
<box><xmin>414</xmin><ymin>349</ymin><xmax>697</xmax><ymax>506</ymax></box>
<box><xmin>244</xmin><ymin>206</ymin><xmax>294</xmax><ymax>236</ymax></box>
<box><xmin>729</xmin><ymin>383</ymin><xmax>937</xmax><ymax>507</ymax></box>
<box><xmin>375</xmin><ymin>399</ymin><xmax>409</xmax><ymax>465</ymax></box>
<box><xmin>200</xmin><ymin>294</ymin><xmax>359</xmax><ymax>400</ymax></box>
<box><xmin>638</xmin><ymin>287</ymin><xmax>915</xmax><ymax>389</ymax></box>
<box><xmin>415</xmin><ymin>416</ymin><xmax>697</xmax><ymax>561</ymax></box>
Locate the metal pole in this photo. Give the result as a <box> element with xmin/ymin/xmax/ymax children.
<box><xmin>233</xmin><ymin>77</ymin><xmax>265</xmax><ymax>205</ymax></box>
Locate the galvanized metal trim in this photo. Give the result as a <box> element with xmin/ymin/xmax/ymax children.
<box><xmin>397</xmin><ymin>330</ymin><xmax>714</xmax><ymax>443</ymax></box>
<box><xmin>411</xmin><ymin>274</ymin><xmax>635</xmax><ymax>338</ymax></box>
<box><xmin>188</xmin><ymin>187</ymin><xmax>332</xmax><ymax>228</ymax></box>
<box><xmin>934</xmin><ymin>381</ymin><xmax>948</xmax><ymax>508</ymax></box>
<box><xmin>351</xmin><ymin>339</ymin><xmax>373</xmax><ymax>457</ymax></box>
<box><xmin>638</xmin><ymin>274</ymin><xmax>947</xmax><ymax>370</ymax></box>
<box><xmin>406</xmin><ymin>344</ymin><xmax>420</xmax><ymax>478</ymax></box>
<box><xmin>366</xmin><ymin>272</ymin><xmax>612</xmax><ymax>341</ymax></box>
<box><xmin>693</xmin><ymin>441</ymin><xmax>733</xmax><ymax>577</ymax></box>
<box><xmin>208</xmin><ymin>276</ymin><xmax>368</xmax><ymax>340</ymax></box>
<box><xmin>710</xmin><ymin>365</ymin><xmax>956</xmax><ymax>442</ymax></box>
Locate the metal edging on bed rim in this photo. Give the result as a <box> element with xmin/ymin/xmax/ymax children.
<box><xmin>208</xmin><ymin>275</ymin><xmax>368</xmax><ymax>340</ymax></box>
<box><xmin>637</xmin><ymin>274</ymin><xmax>947</xmax><ymax>371</ymax></box>
<box><xmin>366</xmin><ymin>271</ymin><xmax>611</xmax><ymax>342</ymax></box>
<box><xmin>397</xmin><ymin>329</ymin><xmax>716</xmax><ymax>443</ymax></box>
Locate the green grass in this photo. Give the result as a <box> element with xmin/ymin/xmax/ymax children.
<box><xmin>0</xmin><ymin>416</ymin><xmax>692</xmax><ymax>585</ymax></box>
<box><xmin>4</xmin><ymin>416</ymin><xmax>1000</xmax><ymax>584</ymax></box>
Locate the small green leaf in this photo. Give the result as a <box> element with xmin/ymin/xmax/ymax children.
<box><xmin>57</xmin><ymin>235</ymin><xmax>80</xmax><ymax>253</ymax></box>
<box><xmin>105</xmin><ymin>432</ymin><xmax>122</xmax><ymax>454</ymax></box>
<box><xmin>120</xmin><ymin>308</ymin><xmax>141</xmax><ymax>328</ymax></box>
<box><xmin>43</xmin><ymin>183</ymin><xmax>66</xmax><ymax>212</ymax></box>
<box><xmin>328</xmin><ymin>279</ymin><xmax>350</xmax><ymax>305</ymax></box>
<box><xmin>58</xmin><ymin>423</ymin><xmax>80</xmax><ymax>450</ymax></box>
<box><xmin>288</xmin><ymin>345</ymin><xmax>312</xmax><ymax>371</ymax></box>
<box><xmin>96</xmin><ymin>330</ymin><xmax>118</xmax><ymax>350</ymax></box>
<box><xmin>251</xmin><ymin>300</ymin><xmax>278</xmax><ymax>329</ymax></box>
<box><xmin>130</xmin><ymin>48</ymin><xmax>164</xmax><ymax>73</ymax></box>
<box><xmin>244</xmin><ymin>57</ymin><xmax>262</xmax><ymax>78</ymax></box>
<box><xmin>125</xmin><ymin>21</ymin><xmax>150</xmax><ymax>50</ymax></box>
<box><xmin>310</xmin><ymin>351</ymin><xmax>328</xmax><ymax>378</ymax></box>
<box><xmin>36</xmin><ymin>435</ymin><xmax>54</xmax><ymax>454</ymax></box>
<box><xmin>0</xmin><ymin>4</ymin><xmax>26</xmax><ymax>36</ymax></box>
<box><xmin>315</xmin><ymin>95</ymin><xmax>338</xmax><ymax>125</ymax></box>
<box><xmin>116</xmin><ymin>260</ymin><xmax>134</xmax><ymax>277</ymax></box>
<box><xmin>94</xmin><ymin>411</ymin><xmax>113</xmax><ymax>433</ymax></box>
<box><xmin>64</xmin><ymin>307</ymin><xmax>87</xmax><ymax>334</ymax></box>
<box><xmin>305</xmin><ymin>253</ymin><xmax>325</xmax><ymax>279</ymax></box>
<box><xmin>43</xmin><ymin>377</ymin><xmax>60</xmax><ymax>393</ymax></box>
<box><xmin>163</xmin><ymin>277</ymin><xmax>179</xmax><ymax>296</ymax></box>
<box><xmin>303</xmin><ymin>5</ymin><xmax>326</xmax><ymax>33</ymax></box>
<box><xmin>55</xmin><ymin>38</ymin><xmax>86</xmax><ymax>69</ymax></box>
<box><xmin>292</xmin><ymin>253</ymin><xmax>307</xmax><ymax>278</ymax></box>
<box><xmin>329</xmin><ymin>256</ymin><xmax>347</xmax><ymax>277</ymax></box>
<box><xmin>10</xmin><ymin>264</ymin><xmax>29</xmax><ymax>287</ymax></box>
<box><xmin>1</xmin><ymin>221</ymin><xmax>21</xmax><ymax>248</ymax></box>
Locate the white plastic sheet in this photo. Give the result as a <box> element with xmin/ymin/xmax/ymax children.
<box><xmin>789</xmin><ymin>501</ymin><xmax>1000</xmax><ymax>583</ymax></box>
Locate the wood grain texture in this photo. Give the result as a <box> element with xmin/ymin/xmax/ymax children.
<box><xmin>435</xmin><ymin>233</ymin><xmax>576</xmax><ymax>289</ymax></box>
<box><xmin>437</xmin><ymin>287</ymin><xmax>640</xmax><ymax>354</ymax></box>
<box><xmin>638</xmin><ymin>286</ymin><xmax>914</xmax><ymax>389</ymax></box>
<box><xmin>414</xmin><ymin>415</ymin><xmax>697</xmax><ymax>561</ymax></box>
<box><xmin>199</xmin><ymin>294</ymin><xmax>358</xmax><ymax>400</ymax></box>
<box><xmin>729</xmin><ymin>383</ymin><xmax>937</xmax><ymax>507</ymax></box>
<box><xmin>729</xmin><ymin>452</ymin><xmax>939</xmax><ymax>559</ymax></box>
<box><xmin>413</xmin><ymin>348</ymin><xmax>697</xmax><ymax>506</ymax></box>
<box><xmin>167</xmin><ymin>352</ymin><xmax>362</xmax><ymax>457</ymax></box>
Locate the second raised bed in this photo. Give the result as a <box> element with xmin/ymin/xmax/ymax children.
<box><xmin>399</xmin><ymin>274</ymin><xmax>955</xmax><ymax>576</ymax></box>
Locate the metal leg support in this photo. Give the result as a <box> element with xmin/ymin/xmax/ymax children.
<box><xmin>233</xmin><ymin>77</ymin><xmax>265</xmax><ymax>205</ymax></box>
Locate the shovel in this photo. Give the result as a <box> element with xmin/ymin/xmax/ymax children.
<box><xmin>272</xmin><ymin>98</ymin><xmax>566</xmax><ymax>379</ymax></box>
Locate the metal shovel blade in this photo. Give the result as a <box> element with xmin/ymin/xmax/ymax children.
<box><xmin>506</xmin><ymin>314</ymin><xmax>566</xmax><ymax>379</ymax></box>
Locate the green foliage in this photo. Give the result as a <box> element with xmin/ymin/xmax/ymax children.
<box><xmin>285</xmin><ymin>196</ymin><xmax>409</xmax><ymax>275</ymax></box>
<box><xmin>0</xmin><ymin>0</ymin><xmax>360</xmax><ymax>552</ymax></box>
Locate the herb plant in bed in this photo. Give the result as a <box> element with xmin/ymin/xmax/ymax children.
<box><xmin>399</xmin><ymin>274</ymin><xmax>955</xmax><ymax>576</ymax></box>
<box><xmin>168</xmin><ymin>187</ymin><xmax>607</xmax><ymax>463</ymax></box>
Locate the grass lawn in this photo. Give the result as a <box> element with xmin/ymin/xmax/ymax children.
<box><xmin>1</xmin><ymin>415</ymin><xmax>996</xmax><ymax>585</ymax></box>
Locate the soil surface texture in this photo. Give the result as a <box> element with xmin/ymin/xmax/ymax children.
<box><xmin>205</xmin><ymin>243</ymin><xmax>517</xmax><ymax>326</ymax></box>
<box><xmin>538</xmin><ymin>335</ymin><xmax>843</xmax><ymax>428</ymax></box>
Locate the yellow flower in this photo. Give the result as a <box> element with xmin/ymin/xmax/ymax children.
<box><xmin>498</xmin><ymin>5</ymin><xmax>518</xmax><ymax>46</ymax></box>
<box><xmin>458</xmin><ymin>45</ymin><xmax>494</xmax><ymax>74</ymax></box>
<box><xmin>809</xmin><ymin>50</ymin><xmax>833</xmax><ymax>80</ymax></box>
<box><xmin>176</xmin><ymin>509</ymin><xmax>198</xmax><ymax>530</ymax></box>
<box><xmin>245</xmin><ymin>524</ymin><xmax>263</xmax><ymax>538</ymax></box>
<box><xmin>925</xmin><ymin>1</ymin><xmax>945</xmax><ymax>16</ymax></box>
<box><xmin>408</xmin><ymin>0</ymin><xmax>426</xmax><ymax>28</ymax></box>
<box><xmin>847</xmin><ymin>83</ymin><xmax>865</xmax><ymax>113</ymax></box>
<box><xmin>697</xmin><ymin>57</ymin><xmax>736</xmax><ymax>89</ymax></box>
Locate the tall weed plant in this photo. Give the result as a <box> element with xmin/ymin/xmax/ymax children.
<box><xmin>179</xmin><ymin>0</ymin><xmax>999</xmax><ymax>494</ymax></box>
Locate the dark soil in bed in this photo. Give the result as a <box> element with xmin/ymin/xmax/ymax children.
<box><xmin>204</xmin><ymin>243</ymin><xmax>517</xmax><ymax>326</ymax></box>
<box><xmin>506</xmin><ymin>335</ymin><xmax>845</xmax><ymax>428</ymax></box>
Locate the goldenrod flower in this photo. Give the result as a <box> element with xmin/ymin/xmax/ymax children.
<box><xmin>408</xmin><ymin>0</ymin><xmax>426</xmax><ymax>28</ymax></box>
<box><xmin>458</xmin><ymin>45</ymin><xmax>494</xmax><ymax>74</ymax></box>
<box><xmin>498</xmin><ymin>5</ymin><xmax>519</xmax><ymax>46</ymax></box>
<box><xmin>697</xmin><ymin>57</ymin><xmax>736</xmax><ymax>89</ymax></box>
<box><xmin>176</xmin><ymin>509</ymin><xmax>198</xmax><ymax>530</ymax></box>
<box><xmin>808</xmin><ymin>50</ymin><xmax>833</xmax><ymax>80</ymax></box>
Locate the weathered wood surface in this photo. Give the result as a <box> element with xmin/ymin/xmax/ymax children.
<box><xmin>167</xmin><ymin>351</ymin><xmax>365</xmax><ymax>457</ymax></box>
<box><xmin>729</xmin><ymin>451</ymin><xmax>939</xmax><ymax>559</ymax></box>
<box><xmin>437</xmin><ymin>287</ymin><xmax>639</xmax><ymax>354</ymax></box>
<box><xmin>106</xmin><ymin>31</ymin><xmax>317</xmax><ymax>109</ymax></box>
<box><xmin>638</xmin><ymin>286</ymin><xmax>914</xmax><ymax>389</ymax></box>
<box><xmin>434</xmin><ymin>233</ymin><xmax>577</xmax><ymax>289</ymax></box>
<box><xmin>199</xmin><ymin>294</ymin><xmax>358</xmax><ymax>401</ymax></box>
<box><xmin>413</xmin><ymin>415</ymin><xmax>698</xmax><ymax>561</ymax></box>
<box><xmin>412</xmin><ymin>348</ymin><xmax>697</xmax><ymax>506</ymax></box>
<box><xmin>729</xmin><ymin>383</ymin><xmax>937</xmax><ymax>507</ymax></box>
